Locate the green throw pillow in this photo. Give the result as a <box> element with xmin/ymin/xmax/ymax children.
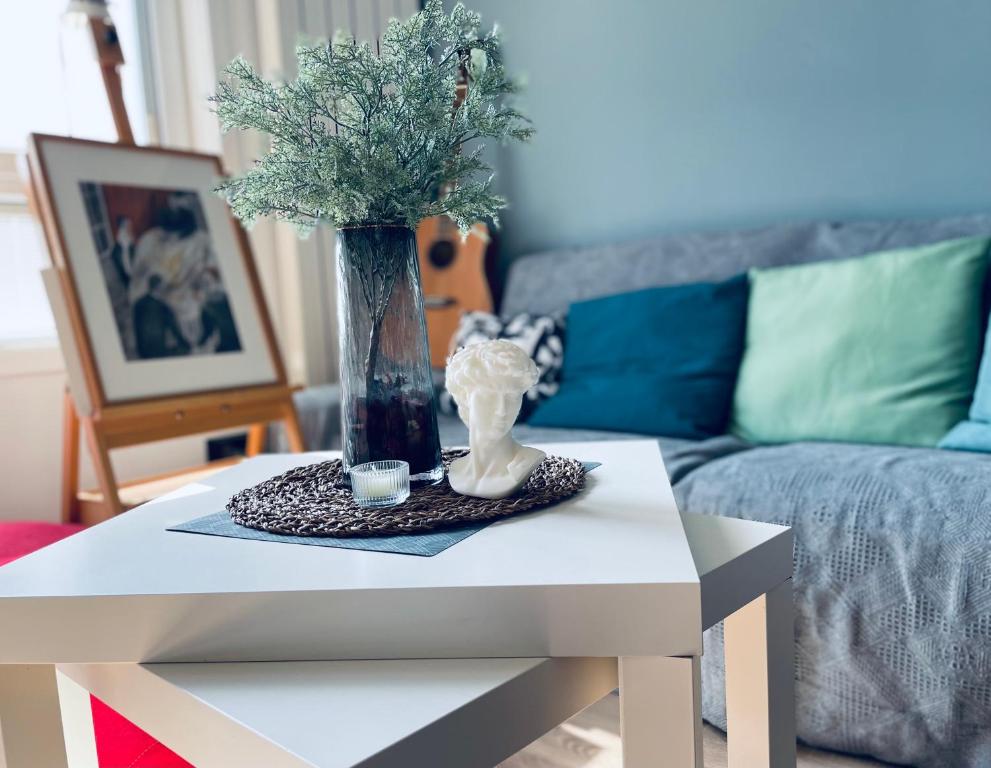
<box><xmin>731</xmin><ymin>237</ymin><xmax>989</xmax><ymax>446</ymax></box>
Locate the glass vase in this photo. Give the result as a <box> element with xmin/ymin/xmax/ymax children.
<box><xmin>336</xmin><ymin>225</ymin><xmax>443</xmax><ymax>485</ymax></box>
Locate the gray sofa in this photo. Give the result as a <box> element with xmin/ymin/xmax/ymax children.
<box><xmin>287</xmin><ymin>214</ymin><xmax>991</xmax><ymax>767</ymax></box>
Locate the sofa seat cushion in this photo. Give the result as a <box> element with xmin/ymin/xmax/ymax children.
<box><xmin>272</xmin><ymin>387</ymin><xmax>750</xmax><ymax>483</ymax></box>
<box><xmin>674</xmin><ymin>441</ymin><xmax>991</xmax><ymax>767</ymax></box>
<box><xmin>437</xmin><ymin>413</ymin><xmax>750</xmax><ymax>485</ymax></box>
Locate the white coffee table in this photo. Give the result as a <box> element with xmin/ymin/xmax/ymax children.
<box><xmin>0</xmin><ymin>440</ymin><xmax>795</xmax><ymax>767</ymax></box>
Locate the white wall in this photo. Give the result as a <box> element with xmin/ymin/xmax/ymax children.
<box><xmin>465</xmin><ymin>0</ymin><xmax>991</xmax><ymax>258</ymax></box>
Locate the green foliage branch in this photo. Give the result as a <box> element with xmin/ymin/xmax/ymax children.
<box><xmin>211</xmin><ymin>0</ymin><xmax>532</xmax><ymax>236</ymax></box>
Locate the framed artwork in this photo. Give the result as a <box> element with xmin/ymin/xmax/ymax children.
<box><xmin>28</xmin><ymin>135</ymin><xmax>284</xmax><ymax>404</ymax></box>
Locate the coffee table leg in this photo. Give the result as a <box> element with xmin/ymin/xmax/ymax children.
<box><xmin>724</xmin><ymin>579</ymin><xmax>796</xmax><ymax>768</ymax></box>
<box><xmin>0</xmin><ymin>664</ymin><xmax>68</xmax><ymax>768</ymax></box>
<box><xmin>55</xmin><ymin>669</ymin><xmax>99</xmax><ymax>767</ymax></box>
<box><xmin>619</xmin><ymin>655</ymin><xmax>703</xmax><ymax>767</ymax></box>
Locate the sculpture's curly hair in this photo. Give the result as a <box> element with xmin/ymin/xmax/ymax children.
<box><xmin>445</xmin><ymin>339</ymin><xmax>539</xmax><ymax>407</ymax></box>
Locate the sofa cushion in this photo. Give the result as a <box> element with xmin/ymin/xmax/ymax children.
<box><xmin>269</xmin><ymin>384</ymin><xmax>344</xmax><ymax>452</ymax></box>
<box><xmin>940</xmin><ymin>418</ymin><xmax>991</xmax><ymax>452</ymax></box>
<box><xmin>732</xmin><ymin>237</ymin><xmax>989</xmax><ymax>446</ymax></box>
<box><xmin>502</xmin><ymin>222</ymin><xmax>816</xmax><ymax>316</ymax></box>
<box><xmin>439</xmin><ymin>311</ymin><xmax>565</xmax><ymax>421</ymax></box>
<box><xmin>941</xmin><ymin>302</ymin><xmax>991</xmax><ymax>451</ymax></box>
<box><xmin>530</xmin><ymin>275</ymin><xmax>749</xmax><ymax>439</ymax></box>
<box><xmin>437</xmin><ymin>412</ymin><xmax>750</xmax><ymax>485</ymax></box>
<box><xmin>675</xmin><ymin>441</ymin><xmax>991</xmax><ymax>767</ymax></box>
<box><xmin>501</xmin><ymin>213</ymin><xmax>991</xmax><ymax>317</ymax></box>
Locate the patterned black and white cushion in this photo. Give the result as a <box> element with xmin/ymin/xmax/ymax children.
<box><xmin>438</xmin><ymin>311</ymin><xmax>566</xmax><ymax>421</ymax></box>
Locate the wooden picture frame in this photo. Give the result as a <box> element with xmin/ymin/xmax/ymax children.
<box><xmin>28</xmin><ymin>133</ymin><xmax>287</xmax><ymax>404</ymax></box>
<box><xmin>27</xmin><ymin>134</ymin><xmax>304</xmax><ymax>523</ymax></box>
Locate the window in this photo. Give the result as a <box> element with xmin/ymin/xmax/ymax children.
<box><xmin>0</xmin><ymin>183</ymin><xmax>54</xmax><ymax>343</ymax></box>
<box><xmin>0</xmin><ymin>0</ymin><xmax>147</xmax><ymax>344</ymax></box>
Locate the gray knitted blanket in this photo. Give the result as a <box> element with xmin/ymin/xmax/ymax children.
<box><xmin>675</xmin><ymin>441</ymin><xmax>991</xmax><ymax>767</ymax></box>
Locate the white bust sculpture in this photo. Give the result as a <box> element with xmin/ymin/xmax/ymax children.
<box><xmin>445</xmin><ymin>340</ymin><xmax>546</xmax><ymax>499</ymax></box>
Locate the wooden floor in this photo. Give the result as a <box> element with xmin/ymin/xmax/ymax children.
<box><xmin>500</xmin><ymin>693</ymin><xmax>890</xmax><ymax>768</ymax></box>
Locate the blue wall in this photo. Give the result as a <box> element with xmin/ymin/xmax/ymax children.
<box><xmin>465</xmin><ymin>0</ymin><xmax>991</xmax><ymax>258</ymax></box>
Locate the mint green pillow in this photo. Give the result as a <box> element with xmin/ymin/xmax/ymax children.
<box><xmin>731</xmin><ymin>237</ymin><xmax>989</xmax><ymax>446</ymax></box>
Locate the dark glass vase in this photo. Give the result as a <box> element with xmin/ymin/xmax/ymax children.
<box><xmin>336</xmin><ymin>225</ymin><xmax>443</xmax><ymax>485</ymax></box>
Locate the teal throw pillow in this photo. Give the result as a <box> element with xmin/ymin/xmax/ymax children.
<box><xmin>939</xmin><ymin>307</ymin><xmax>991</xmax><ymax>452</ymax></box>
<box><xmin>731</xmin><ymin>237</ymin><xmax>988</xmax><ymax>447</ymax></box>
<box><xmin>529</xmin><ymin>275</ymin><xmax>749</xmax><ymax>439</ymax></box>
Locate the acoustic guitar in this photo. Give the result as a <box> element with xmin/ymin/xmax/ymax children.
<box><xmin>416</xmin><ymin>216</ymin><xmax>493</xmax><ymax>368</ymax></box>
<box><xmin>416</xmin><ymin>51</ymin><xmax>494</xmax><ymax>369</ymax></box>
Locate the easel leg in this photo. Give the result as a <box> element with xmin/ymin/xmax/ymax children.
<box><xmin>81</xmin><ymin>420</ymin><xmax>123</xmax><ymax>521</ymax></box>
<box><xmin>619</xmin><ymin>656</ymin><xmax>703</xmax><ymax>768</ymax></box>
<box><xmin>282</xmin><ymin>402</ymin><xmax>306</xmax><ymax>453</ymax></box>
<box><xmin>60</xmin><ymin>389</ymin><xmax>80</xmax><ymax>524</ymax></box>
<box><xmin>0</xmin><ymin>665</ymin><xmax>68</xmax><ymax>768</ymax></box>
<box><xmin>243</xmin><ymin>398</ymin><xmax>305</xmax><ymax>457</ymax></box>
<box><xmin>724</xmin><ymin>580</ymin><xmax>796</xmax><ymax>768</ymax></box>
<box><xmin>246</xmin><ymin>424</ymin><xmax>267</xmax><ymax>457</ymax></box>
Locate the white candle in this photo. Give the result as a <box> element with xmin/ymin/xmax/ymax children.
<box><xmin>361</xmin><ymin>475</ymin><xmax>397</xmax><ymax>499</ymax></box>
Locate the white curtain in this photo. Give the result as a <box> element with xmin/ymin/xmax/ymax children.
<box><xmin>140</xmin><ymin>0</ymin><xmax>419</xmax><ymax>386</ymax></box>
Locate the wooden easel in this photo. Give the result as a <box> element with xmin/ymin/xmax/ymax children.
<box><xmin>41</xmin><ymin>12</ymin><xmax>305</xmax><ymax>526</ymax></box>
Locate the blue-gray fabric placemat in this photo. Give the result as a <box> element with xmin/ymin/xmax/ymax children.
<box><xmin>167</xmin><ymin>461</ymin><xmax>600</xmax><ymax>557</ymax></box>
<box><xmin>169</xmin><ymin>512</ymin><xmax>487</xmax><ymax>556</ymax></box>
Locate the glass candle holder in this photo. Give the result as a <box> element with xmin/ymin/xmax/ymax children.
<box><xmin>348</xmin><ymin>460</ymin><xmax>410</xmax><ymax>508</ymax></box>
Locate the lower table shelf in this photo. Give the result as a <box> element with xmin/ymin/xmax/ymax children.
<box><xmin>57</xmin><ymin>657</ymin><xmax>618</xmax><ymax>768</ymax></box>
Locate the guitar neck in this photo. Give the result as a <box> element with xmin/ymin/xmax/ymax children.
<box><xmin>454</xmin><ymin>55</ymin><xmax>470</xmax><ymax>112</ymax></box>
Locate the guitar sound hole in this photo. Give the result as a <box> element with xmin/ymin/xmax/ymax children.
<box><xmin>428</xmin><ymin>240</ymin><xmax>456</xmax><ymax>270</ymax></box>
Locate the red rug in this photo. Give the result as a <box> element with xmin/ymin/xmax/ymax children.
<box><xmin>91</xmin><ymin>696</ymin><xmax>193</xmax><ymax>768</ymax></box>
<box><xmin>0</xmin><ymin>521</ymin><xmax>84</xmax><ymax>566</ymax></box>
<box><xmin>1</xmin><ymin>521</ymin><xmax>192</xmax><ymax>767</ymax></box>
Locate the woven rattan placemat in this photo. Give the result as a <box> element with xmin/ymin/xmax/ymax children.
<box><xmin>228</xmin><ymin>449</ymin><xmax>588</xmax><ymax>538</ymax></box>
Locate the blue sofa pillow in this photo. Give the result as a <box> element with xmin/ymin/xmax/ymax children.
<box><xmin>940</xmin><ymin>312</ymin><xmax>991</xmax><ymax>451</ymax></box>
<box><xmin>529</xmin><ymin>275</ymin><xmax>748</xmax><ymax>439</ymax></box>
